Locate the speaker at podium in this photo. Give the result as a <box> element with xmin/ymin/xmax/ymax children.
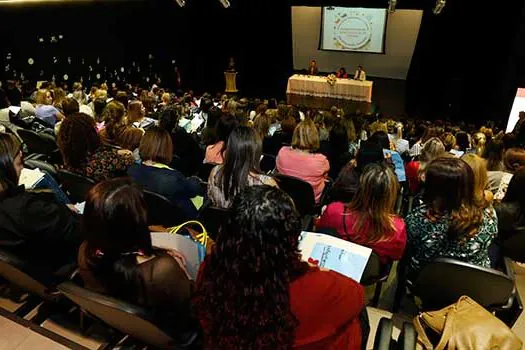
<box><xmin>224</xmin><ymin>71</ymin><xmax>238</xmax><ymax>93</ymax></box>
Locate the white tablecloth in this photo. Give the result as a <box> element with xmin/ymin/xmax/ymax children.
<box><xmin>286</xmin><ymin>74</ymin><xmax>373</xmax><ymax>103</ymax></box>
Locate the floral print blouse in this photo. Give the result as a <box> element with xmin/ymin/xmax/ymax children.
<box><xmin>67</xmin><ymin>146</ymin><xmax>134</xmax><ymax>182</ymax></box>
<box><xmin>405</xmin><ymin>204</ymin><xmax>498</xmax><ymax>278</ymax></box>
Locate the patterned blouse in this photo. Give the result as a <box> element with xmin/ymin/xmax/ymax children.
<box><xmin>68</xmin><ymin>146</ymin><xmax>135</xmax><ymax>182</ymax></box>
<box><xmin>405</xmin><ymin>204</ymin><xmax>498</xmax><ymax>277</ymax></box>
<box><xmin>207</xmin><ymin>165</ymin><xmax>278</xmax><ymax>208</ymax></box>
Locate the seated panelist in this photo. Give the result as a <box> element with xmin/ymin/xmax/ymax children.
<box><xmin>354</xmin><ymin>65</ymin><xmax>366</xmax><ymax>81</ymax></box>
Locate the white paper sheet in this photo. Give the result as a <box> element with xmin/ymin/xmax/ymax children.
<box><xmin>299</xmin><ymin>231</ymin><xmax>372</xmax><ymax>282</ymax></box>
<box><xmin>18</xmin><ymin>168</ymin><xmax>45</xmax><ymax>189</ymax></box>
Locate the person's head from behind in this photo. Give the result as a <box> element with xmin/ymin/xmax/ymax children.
<box><xmin>455</xmin><ymin>131</ymin><xmax>470</xmax><ymax>151</ymax></box>
<box><xmin>158</xmin><ymin>106</ymin><xmax>181</xmax><ymax>133</ymax></box>
<box><xmin>127</xmin><ymin>100</ymin><xmax>145</xmax><ymax>124</ymax></box>
<box><xmin>194</xmin><ymin>185</ymin><xmax>308</xmax><ymax>349</ymax></box>
<box><xmin>420</xmin><ymin>137</ymin><xmax>445</xmax><ymax>164</ymax></box>
<box><xmin>120</xmin><ymin>128</ymin><xmax>144</xmax><ymax>152</ymax></box>
<box><xmin>82</xmin><ymin>178</ymin><xmax>152</xmax><ymax>297</ymax></box>
<box><xmin>57</xmin><ymin>113</ymin><xmax>101</xmax><ymax>169</ymax></box>
<box><xmin>280</xmin><ymin>116</ymin><xmax>297</xmax><ymax>135</ymax></box>
<box><xmin>93</xmin><ymin>98</ymin><xmax>106</xmax><ymax>122</ymax></box>
<box><xmin>329</xmin><ymin>121</ymin><xmax>349</xmax><ymax>154</ymax></box>
<box><xmin>216</xmin><ymin>113</ymin><xmax>239</xmax><ymax>145</ymax></box>
<box><xmin>356</xmin><ymin>141</ymin><xmax>385</xmax><ymax>172</ymax></box>
<box><xmin>483</xmin><ymin>139</ymin><xmax>504</xmax><ymax>171</ymax></box>
<box><xmin>349</xmin><ymin>163</ymin><xmax>399</xmax><ymax>241</ymax></box>
<box><xmin>440</xmin><ymin>132</ymin><xmax>456</xmax><ymax>152</ymax></box>
<box><xmin>115</xmin><ymin>91</ymin><xmax>128</xmax><ymax>109</ymax></box>
<box><xmin>424</xmin><ymin>157</ymin><xmax>482</xmax><ymax>239</ymax></box>
<box><xmin>504</xmin><ymin>148</ymin><xmax>525</xmax><ymax>173</ymax></box>
<box><xmin>36</xmin><ymin>89</ymin><xmax>53</xmax><ymax>105</ymax></box>
<box><xmin>61</xmin><ymin>97</ymin><xmax>79</xmax><ymax>117</ymax></box>
<box><xmin>461</xmin><ymin>153</ymin><xmax>489</xmax><ymax>207</ymax></box>
<box><xmin>161</xmin><ymin>92</ymin><xmax>170</xmax><ymax>105</ymax></box>
<box><xmin>0</xmin><ymin>133</ymin><xmax>23</xmax><ymax>194</ymax></box>
<box><xmin>221</xmin><ymin>126</ymin><xmax>262</xmax><ymax>201</ymax></box>
<box><xmin>139</xmin><ymin>126</ymin><xmax>173</xmax><ymax>165</ymax></box>
<box><xmin>369</xmin><ymin>131</ymin><xmax>390</xmax><ymax>150</ymax></box>
<box><xmin>472</xmin><ymin>132</ymin><xmax>486</xmax><ymax>155</ymax></box>
<box><xmin>292</xmin><ymin>119</ymin><xmax>319</xmax><ymax>152</ymax></box>
<box><xmin>253</xmin><ymin>114</ymin><xmax>271</xmax><ymax>137</ymax></box>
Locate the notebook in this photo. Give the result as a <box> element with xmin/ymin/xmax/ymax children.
<box><xmin>299</xmin><ymin>231</ymin><xmax>372</xmax><ymax>282</ymax></box>
<box><xmin>18</xmin><ymin>168</ymin><xmax>45</xmax><ymax>189</ymax></box>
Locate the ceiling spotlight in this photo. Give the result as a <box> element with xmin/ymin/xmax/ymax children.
<box><xmin>175</xmin><ymin>0</ymin><xmax>185</xmax><ymax>7</ymax></box>
<box><xmin>388</xmin><ymin>0</ymin><xmax>397</xmax><ymax>13</ymax></box>
<box><xmin>433</xmin><ymin>0</ymin><xmax>446</xmax><ymax>15</ymax></box>
<box><xmin>219</xmin><ymin>0</ymin><xmax>230</xmax><ymax>8</ymax></box>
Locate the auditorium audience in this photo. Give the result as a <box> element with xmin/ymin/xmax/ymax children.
<box><xmin>318</xmin><ymin>163</ymin><xmax>406</xmax><ymax>263</ymax></box>
<box><xmin>0</xmin><ymin>133</ymin><xmax>80</xmax><ymax>270</ymax></box>
<box><xmin>194</xmin><ymin>185</ymin><xmax>365</xmax><ymax>349</ymax></box>
<box><xmin>406</xmin><ymin>157</ymin><xmax>497</xmax><ymax>278</ymax></box>
<box><xmin>276</xmin><ymin>119</ymin><xmax>329</xmax><ymax>202</ymax></box>
<box><xmin>127</xmin><ymin>127</ymin><xmax>202</xmax><ymax>218</ymax></box>
<box><xmin>57</xmin><ymin>112</ymin><xmax>134</xmax><ymax>182</ymax></box>
<box><xmin>208</xmin><ymin>127</ymin><xmax>277</xmax><ymax>208</ymax></box>
<box><xmin>78</xmin><ymin>178</ymin><xmax>195</xmax><ymax>337</ymax></box>
<box><xmin>204</xmin><ymin>114</ymin><xmax>239</xmax><ymax>164</ymax></box>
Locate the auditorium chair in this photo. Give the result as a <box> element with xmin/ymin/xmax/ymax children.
<box><xmin>409</xmin><ymin>258</ymin><xmax>515</xmax><ymax>312</ymax></box>
<box><xmin>58</xmin><ymin>282</ymin><xmax>199</xmax><ymax>349</ymax></box>
<box><xmin>143</xmin><ymin>190</ymin><xmax>191</xmax><ymax>228</ymax></box>
<box><xmin>198</xmin><ymin>206</ymin><xmax>231</xmax><ymax>240</ymax></box>
<box><xmin>57</xmin><ymin>169</ymin><xmax>96</xmax><ymax>203</ymax></box>
<box><xmin>274</xmin><ymin>174</ymin><xmax>316</xmax><ymax>230</ymax></box>
<box><xmin>502</xmin><ymin>233</ymin><xmax>525</xmax><ymax>263</ymax></box>
<box><xmin>24</xmin><ymin>158</ymin><xmax>59</xmax><ymax>182</ymax></box>
<box><xmin>361</xmin><ymin>253</ymin><xmax>393</xmax><ymax>307</ymax></box>
<box><xmin>17</xmin><ymin>129</ymin><xmax>61</xmax><ymax>164</ymax></box>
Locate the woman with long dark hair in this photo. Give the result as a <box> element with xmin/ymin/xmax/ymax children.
<box><xmin>326</xmin><ymin>121</ymin><xmax>353</xmax><ymax>179</ymax></box>
<box><xmin>78</xmin><ymin>178</ymin><xmax>194</xmax><ymax>336</ymax></box>
<box><xmin>406</xmin><ymin>157</ymin><xmax>497</xmax><ymax>277</ymax></box>
<box><xmin>208</xmin><ymin>126</ymin><xmax>277</xmax><ymax>208</ymax></box>
<box><xmin>194</xmin><ymin>185</ymin><xmax>365</xmax><ymax>349</ymax></box>
<box><xmin>204</xmin><ymin>113</ymin><xmax>239</xmax><ymax>164</ymax></box>
<box><xmin>318</xmin><ymin>163</ymin><xmax>406</xmax><ymax>263</ymax></box>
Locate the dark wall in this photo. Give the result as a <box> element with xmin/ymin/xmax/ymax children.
<box><xmin>0</xmin><ymin>0</ymin><xmax>293</xmax><ymax>98</ymax></box>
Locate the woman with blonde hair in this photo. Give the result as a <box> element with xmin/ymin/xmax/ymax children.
<box><xmin>472</xmin><ymin>132</ymin><xmax>487</xmax><ymax>156</ymax></box>
<box><xmin>318</xmin><ymin>163</ymin><xmax>406</xmax><ymax>263</ymax></box>
<box><xmin>405</xmin><ymin>137</ymin><xmax>445</xmax><ymax>194</ymax></box>
<box><xmin>35</xmin><ymin>88</ymin><xmax>64</xmax><ymax>126</ymax></box>
<box><xmin>461</xmin><ymin>153</ymin><xmax>493</xmax><ymax>207</ymax></box>
<box><xmin>276</xmin><ymin>119</ymin><xmax>329</xmax><ymax>202</ymax></box>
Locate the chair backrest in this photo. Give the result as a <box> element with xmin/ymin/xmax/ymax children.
<box><xmin>198</xmin><ymin>206</ymin><xmax>231</xmax><ymax>240</ymax></box>
<box><xmin>24</xmin><ymin>159</ymin><xmax>58</xmax><ymax>181</ymax></box>
<box><xmin>502</xmin><ymin>234</ymin><xmax>525</xmax><ymax>263</ymax></box>
<box><xmin>361</xmin><ymin>252</ymin><xmax>391</xmax><ymax>285</ymax></box>
<box><xmin>198</xmin><ymin>163</ymin><xmax>217</xmax><ymax>182</ymax></box>
<box><xmin>412</xmin><ymin>258</ymin><xmax>515</xmax><ymax>310</ymax></box>
<box><xmin>274</xmin><ymin>174</ymin><xmax>316</xmax><ymax>216</ymax></box>
<box><xmin>143</xmin><ymin>190</ymin><xmax>189</xmax><ymax>227</ymax></box>
<box><xmin>57</xmin><ymin>169</ymin><xmax>96</xmax><ymax>203</ymax></box>
<box><xmin>18</xmin><ymin>129</ymin><xmax>58</xmax><ymax>157</ymax></box>
<box><xmin>57</xmin><ymin>282</ymin><xmax>179</xmax><ymax>348</ymax></box>
<box><xmin>0</xmin><ymin>248</ymin><xmax>59</xmax><ymax>301</ymax></box>
<box><xmin>260</xmin><ymin>154</ymin><xmax>276</xmax><ymax>174</ymax></box>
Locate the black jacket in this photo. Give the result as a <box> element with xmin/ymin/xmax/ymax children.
<box><xmin>495</xmin><ymin>202</ymin><xmax>525</xmax><ymax>241</ymax></box>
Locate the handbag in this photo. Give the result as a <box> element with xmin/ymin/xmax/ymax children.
<box><xmin>413</xmin><ymin>296</ymin><xmax>522</xmax><ymax>350</ymax></box>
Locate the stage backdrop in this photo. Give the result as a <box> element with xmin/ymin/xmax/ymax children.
<box><xmin>291</xmin><ymin>6</ymin><xmax>423</xmax><ymax>80</ymax></box>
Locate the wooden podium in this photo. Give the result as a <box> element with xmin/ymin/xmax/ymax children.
<box><xmin>224</xmin><ymin>71</ymin><xmax>238</xmax><ymax>93</ymax></box>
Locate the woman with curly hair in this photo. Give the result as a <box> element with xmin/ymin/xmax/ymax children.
<box><xmin>57</xmin><ymin>113</ymin><xmax>134</xmax><ymax>182</ymax></box>
<box><xmin>194</xmin><ymin>185</ymin><xmax>365</xmax><ymax>349</ymax></box>
<box><xmin>406</xmin><ymin>157</ymin><xmax>497</xmax><ymax>278</ymax></box>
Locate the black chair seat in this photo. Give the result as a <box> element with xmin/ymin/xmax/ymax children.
<box><xmin>361</xmin><ymin>252</ymin><xmax>392</xmax><ymax>306</ymax></box>
<box><xmin>143</xmin><ymin>190</ymin><xmax>190</xmax><ymax>227</ymax></box>
<box><xmin>18</xmin><ymin>129</ymin><xmax>60</xmax><ymax>162</ymax></box>
<box><xmin>58</xmin><ymin>282</ymin><xmax>198</xmax><ymax>349</ymax></box>
<box><xmin>274</xmin><ymin>174</ymin><xmax>316</xmax><ymax>217</ymax></box>
<box><xmin>57</xmin><ymin>169</ymin><xmax>96</xmax><ymax>203</ymax></box>
<box><xmin>410</xmin><ymin>258</ymin><xmax>515</xmax><ymax>311</ymax></box>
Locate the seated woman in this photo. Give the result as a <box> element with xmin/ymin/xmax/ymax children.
<box><xmin>326</xmin><ymin>121</ymin><xmax>353</xmax><ymax>180</ymax></box>
<box><xmin>336</xmin><ymin>67</ymin><xmax>348</xmax><ymax>79</ymax></box>
<box><xmin>57</xmin><ymin>112</ymin><xmax>134</xmax><ymax>182</ymax></box>
<box><xmin>276</xmin><ymin>119</ymin><xmax>329</xmax><ymax>203</ymax></box>
<box><xmin>194</xmin><ymin>185</ymin><xmax>366</xmax><ymax>349</ymax></box>
<box><xmin>461</xmin><ymin>153</ymin><xmax>493</xmax><ymax>207</ymax></box>
<box><xmin>495</xmin><ymin>168</ymin><xmax>525</xmax><ymax>241</ymax></box>
<box><xmin>369</xmin><ymin>131</ymin><xmax>406</xmax><ymax>183</ymax></box>
<box><xmin>204</xmin><ymin>114</ymin><xmax>239</xmax><ymax>164</ymax></box>
<box><xmin>208</xmin><ymin>127</ymin><xmax>277</xmax><ymax>208</ymax></box>
<box><xmin>99</xmin><ymin>100</ymin><xmax>131</xmax><ymax>147</ymax></box>
<box><xmin>126</xmin><ymin>100</ymin><xmax>155</xmax><ymax>130</ymax></box>
<box><xmin>489</xmin><ymin>147</ymin><xmax>525</xmax><ymax>201</ymax></box>
<box><xmin>318</xmin><ymin>163</ymin><xmax>406</xmax><ymax>264</ymax></box>
<box><xmin>405</xmin><ymin>137</ymin><xmax>445</xmax><ymax>194</ymax></box>
<box><xmin>406</xmin><ymin>157</ymin><xmax>497</xmax><ymax>278</ymax></box>
<box><xmin>127</xmin><ymin>127</ymin><xmax>202</xmax><ymax>218</ymax></box>
<box><xmin>264</xmin><ymin>115</ymin><xmax>296</xmax><ymax>156</ymax></box>
<box><xmin>78</xmin><ymin>178</ymin><xmax>195</xmax><ymax>337</ymax></box>
<box><xmin>0</xmin><ymin>133</ymin><xmax>80</xmax><ymax>270</ymax></box>
<box><xmin>35</xmin><ymin>88</ymin><xmax>65</xmax><ymax>127</ymax></box>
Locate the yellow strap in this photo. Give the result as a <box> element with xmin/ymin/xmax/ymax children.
<box><xmin>168</xmin><ymin>221</ymin><xmax>208</xmax><ymax>248</ymax></box>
